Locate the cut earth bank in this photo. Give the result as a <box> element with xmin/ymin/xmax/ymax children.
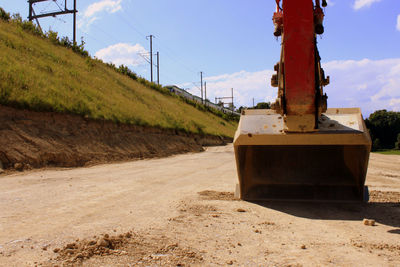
<box><xmin>0</xmin><ymin>105</ymin><xmax>231</xmax><ymax>172</ymax></box>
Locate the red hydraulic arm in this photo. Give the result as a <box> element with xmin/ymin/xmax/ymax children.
<box><xmin>272</xmin><ymin>0</ymin><xmax>328</xmax><ymax>132</ymax></box>
<box><xmin>283</xmin><ymin>0</ymin><xmax>316</xmax><ymax>116</ymax></box>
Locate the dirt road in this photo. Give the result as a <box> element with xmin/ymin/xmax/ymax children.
<box><xmin>0</xmin><ymin>145</ymin><xmax>399</xmax><ymax>266</ymax></box>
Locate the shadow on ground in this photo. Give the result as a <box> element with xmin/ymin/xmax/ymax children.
<box><xmin>387</xmin><ymin>229</ymin><xmax>400</xmax><ymax>234</ymax></box>
<box><xmin>251</xmin><ymin>201</ymin><xmax>400</xmax><ymax>229</ymax></box>
<box><xmin>197</xmin><ymin>190</ymin><xmax>400</xmax><ymax>231</ymax></box>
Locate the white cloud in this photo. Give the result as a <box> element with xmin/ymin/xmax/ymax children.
<box><xmin>78</xmin><ymin>0</ymin><xmax>123</xmax><ymax>30</ymax></box>
<box><xmin>84</xmin><ymin>0</ymin><xmax>122</xmax><ymax>18</ymax></box>
<box><xmin>95</xmin><ymin>43</ymin><xmax>148</xmax><ymax>67</ymax></box>
<box><xmin>353</xmin><ymin>0</ymin><xmax>382</xmax><ymax>10</ymax></box>
<box><xmin>389</xmin><ymin>98</ymin><xmax>400</xmax><ymax>108</ymax></box>
<box><xmin>326</xmin><ymin>0</ymin><xmax>335</xmax><ymax>6</ymax></box>
<box><xmin>183</xmin><ymin>58</ymin><xmax>400</xmax><ymax>116</ymax></box>
<box><xmin>77</xmin><ymin>16</ymin><xmax>98</xmax><ymax>31</ymax></box>
<box><xmin>397</xmin><ymin>14</ymin><xmax>400</xmax><ymax>31</ymax></box>
<box><xmin>324</xmin><ymin>58</ymin><xmax>400</xmax><ymax>115</ymax></box>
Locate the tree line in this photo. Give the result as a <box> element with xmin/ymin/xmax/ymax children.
<box><xmin>365</xmin><ymin>110</ymin><xmax>400</xmax><ymax>151</ymax></box>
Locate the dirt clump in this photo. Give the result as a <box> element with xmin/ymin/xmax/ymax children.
<box><xmin>170</xmin><ymin>201</ymin><xmax>223</xmax><ymax>224</ymax></box>
<box><xmin>369</xmin><ymin>190</ymin><xmax>400</xmax><ymax>203</ymax></box>
<box><xmin>54</xmin><ymin>232</ymin><xmax>132</xmax><ymax>263</ymax></box>
<box><xmin>50</xmin><ymin>231</ymin><xmax>203</xmax><ymax>266</ymax></box>
<box><xmin>351</xmin><ymin>240</ymin><xmax>400</xmax><ymax>254</ymax></box>
<box><xmin>258</xmin><ymin>221</ymin><xmax>275</xmax><ymax>226</ymax></box>
<box><xmin>14</xmin><ymin>162</ymin><xmax>24</xmax><ymax>171</ymax></box>
<box><xmin>363</xmin><ymin>219</ymin><xmax>376</xmax><ymax>226</ymax></box>
<box><xmin>198</xmin><ymin>190</ymin><xmax>238</xmax><ymax>201</ymax></box>
<box><xmin>182</xmin><ymin>203</ymin><xmax>219</xmax><ymax>216</ymax></box>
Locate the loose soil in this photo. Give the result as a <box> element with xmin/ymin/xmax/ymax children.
<box><xmin>52</xmin><ymin>231</ymin><xmax>203</xmax><ymax>266</ymax></box>
<box><xmin>0</xmin><ymin>146</ymin><xmax>399</xmax><ymax>266</ymax></box>
<box><xmin>0</xmin><ymin>105</ymin><xmax>231</xmax><ymax>171</ymax></box>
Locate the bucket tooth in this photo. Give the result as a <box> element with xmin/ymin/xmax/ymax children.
<box><xmin>233</xmin><ymin>108</ymin><xmax>371</xmax><ymax>202</ymax></box>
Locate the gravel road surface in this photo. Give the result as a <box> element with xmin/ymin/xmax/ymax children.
<box><xmin>0</xmin><ymin>145</ymin><xmax>399</xmax><ymax>266</ymax></box>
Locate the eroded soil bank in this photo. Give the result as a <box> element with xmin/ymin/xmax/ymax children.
<box><xmin>0</xmin><ymin>105</ymin><xmax>231</xmax><ymax>171</ymax></box>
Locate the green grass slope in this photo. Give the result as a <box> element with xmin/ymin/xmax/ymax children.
<box><xmin>373</xmin><ymin>150</ymin><xmax>400</xmax><ymax>155</ymax></box>
<box><xmin>0</xmin><ymin>19</ymin><xmax>237</xmax><ymax>137</ymax></box>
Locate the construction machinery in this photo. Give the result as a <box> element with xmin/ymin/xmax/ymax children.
<box><xmin>234</xmin><ymin>0</ymin><xmax>371</xmax><ymax>201</ymax></box>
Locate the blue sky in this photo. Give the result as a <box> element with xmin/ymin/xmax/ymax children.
<box><xmin>2</xmin><ymin>0</ymin><xmax>400</xmax><ymax>116</ymax></box>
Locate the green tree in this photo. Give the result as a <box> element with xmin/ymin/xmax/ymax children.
<box><xmin>395</xmin><ymin>133</ymin><xmax>400</xmax><ymax>150</ymax></box>
<box><xmin>365</xmin><ymin>110</ymin><xmax>400</xmax><ymax>150</ymax></box>
<box><xmin>254</xmin><ymin>102</ymin><xmax>271</xmax><ymax>109</ymax></box>
<box><xmin>0</xmin><ymin>7</ymin><xmax>10</xmax><ymax>21</ymax></box>
<box><xmin>372</xmin><ymin>138</ymin><xmax>382</xmax><ymax>151</ymax></box>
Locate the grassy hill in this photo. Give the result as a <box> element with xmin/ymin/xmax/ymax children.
<box><xmin>0</xmin><ymin>12</ymin><xmax>237</xmax><ymax>137</ymax></box>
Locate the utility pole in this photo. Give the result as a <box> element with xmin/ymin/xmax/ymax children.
<box><xmin>200</xmin><ymin>71</ymin><xmax>203</xmax><ymax>104</ymax></box>
<box><xmin>146</xmin><ymin>35</ymin><xmax>154</xmax><ymax>82</ymax></box>
<box><xmin>253</xmin><ymin>98</ymin><xmax>255</xmax><ymax>108</ymax></box>
<box><xmin>156</xmin><ymin>51</ymin><xmax>160</xmax><ymax>85</ymax></box>
<box><xmin>204</xmin><ymin>81</ymin><xmax>207</xmax><ymax>106</ymax></box>
<box><xmin>30</xmin><ymin>8</ymin><xmax>43</xmax><ymax>33</ymax></box>
<box><xmin>73</xmin><ymin>0</ymin><xmax>76</xmax><ymax>44</ymax></box>
<box><xmin>28</xmin><ymin>0</ymin><xmax>77</xmax><ymax>40</ymax></box>
<box><xmin>215</xmin><ymin>92</ymin><xmax>234</xmax><ymax>113</ymax></box>
<box><xmin>231</xmin><ymin>88</ymin><xmax>234</xmax><ymax>113</ymax></box>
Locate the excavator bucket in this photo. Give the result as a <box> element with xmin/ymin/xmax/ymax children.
<box><xmin>234</xmin><ymin>108</ymin><xmax>371</xmax><ymax>202</ymax></box>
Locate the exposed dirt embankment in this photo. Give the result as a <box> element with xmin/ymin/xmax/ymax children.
<box><xmin>0</xmin><ymin>105</ymin><xmax>231</xmax><ymax>171</ymax></box>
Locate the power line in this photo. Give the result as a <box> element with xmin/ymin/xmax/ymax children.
<box><xmin>117</xmin><ymin>15</ymin><xmax>197</xmax><ymax>79</ymax></box>
<box><xmin>83</xmin><ymin>34</ymin><xmax>108</xmax><ymax>48</ymax></box>
<box><xmin>118</xmin><ymin>8</ymin><xmax>199</xmax><ymax>75</ymax></box>
<box><xmin>138</xmin><ymin>52</ymin><xmax>151</xmax><ymax>64</ymax></box>
<box><xmin>154</xmin><ymin>38</ymin><xmax>198</xmax><ymax>74</ymax></box>
<box><xmin>118</xmin><ymin>13</ymin><xmax>147</xmax><ymax>40</ymax></box>
<box><xmin>191</xmin><ymin>82</ymin><xmax>201</xmax><ymax>92</ymax></box>
<box><xmin>39</xmin><ymin>1</ymin><xmax>53</xmax><ymax>13</ymax></box>
<box><xmin>90</xmin><ymin>23</ymin><xmax>121</xmax><ymax>45</ymax></box>
<box><xmin>116</xmin><ymin>8</ymin><xmax>204</xmax><ymax>86</ymax></box>
<box><xmin>53</xmin><ymin>1</ymin><xmax>64</xmax><ymax>12</ymax></box>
